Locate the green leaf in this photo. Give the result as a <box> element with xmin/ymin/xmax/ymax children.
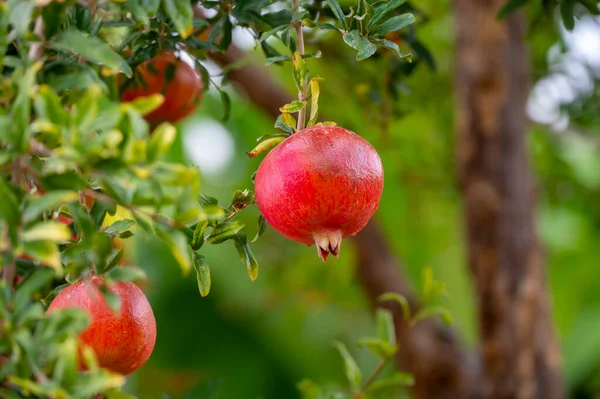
<box><xmin>378</xmin><ymin>292</ymin><xmax>411</xmax><ymax>321</ymax></box>
<box><xmin>152</xmin><ymin>223</ymin><xmax>192</xmax><ymax>275</ymax></box>
<box><xmin>413</xmin><ymin>305</ymin><xmax>454</xmax><ymax>325</ymax></box>
<box><xmin>14</xmin><ymin>267</ymin><xmax>55</xmax><ymax>314</ymax></box>
<box><xmin>103</xmin><ymin>219</ymin><xmax>136</xmax><ymax>235</ymax></box>
<box><xmin>99</xmin><ymin>247</ymin><xmax>125</xmax><ymax>274</ymax></box>
<box><xmin>560</xmin><ymin>0</ymin><xmax>575</xmax><ymax>30</ymax></box>
<box><xmin>35</xmin><ymin>85</ymin><xmax>67</xmax><ymax>125</ymax></box>
<box><xmin>198</xmin><ymin>194</ymin><xmax>219</xmax><ymax>207</ymax></box>
<box><xmin>368</xmin><ymin>0</ymin><xmax>407</xmax><ymax>30</ymax></box>
<box><xmin>251</xmin><ymin>214</ymin><xmax>267</xmax><ymax>243</ymax></box>
<box><xmin>9</xmin><ymin>1</ymin><xmax>34</xmax><ymax>36</ymax></box>
<box><xmin>371</xmin><ymin>13</ymin><xmax>414</xmax><ymax>35</ymax></box>
<box><xmin>274</xmin><ymin>114</ymin><xmax>295</xmax><ymax>133</ymax></box>
<box><xmin>422</xmin><ymin>266</ymin><xmax>433</xmax><ymax>301</ymax></box>
<box><xmin>266</xmin><ymin>55</ymin><xmax>293</xmax><ymax>65</ymax></box>
<box><xmin>376</xmin><ymin>308</ymin><xmax>396</xmax><ymax>346</ymax></box>
<box><xmin>50</xmin><ymin>30</ymin><xmax>132</xmax><ymax>77</ymax></box>
<box><xmin>366</xmin><ymin>372</ymin><xmax>414</xmax><ymax>394</ymax></box>
<box><xmin>192</xmin><ymin>253</ymin><xmax>211</xmax><ymax>297</ymax></box>
<box><xmin>163</xmin><ymin>0</ymin><xmax>194</xmax><ymax>38</ymax></box>
<box><xmin>357</xmin><ymin>337</ymin><xmax>398</xmax><ymax>359</ymax></box>
<box><xmin>307</xmin><ymin>79</ymin><xmax>320</xmax><ymax>127</ymax></box>
<box><xmin>107</xmin><ymin>266</ymin><xmax>147</xmax><ymax>282</ymax></box>
<box><xmin>0</xmin><ymin>177</ymin><xmax>20</xmax><ymax>223</ymax></box>
<box><xmin>23</xmin><ymin>191</ymin><xmax>79</xmax><ymax>223</ymax></box>
<box><xmin>333</xmin><ymin>341</ymin><xmax>362</xmax><ymax>389</ymax></box>
<box><xmin>343</xmin><ymin>30</ymin><xmax>376</xmax><ymax>61</ymax></box>
<box><xmin>233</xmin><ymin>233</ymin><xmax>259</xmax><ymax>281</ymax></box>
<box><xmin>191</xmin><ymin>220</ymin><xmax>208</xmax><ymax>250</ymax></box>
<box><xmin>260</xmin><ymin>25</ymin><xmax>289</xmax><ymax>42</ymax></box>
<box><xmin>497</xmin><ymin>0</ymin><xmax>530</xmax><ymax>19</ymax></box>
<box><xmin>206</xmin><ymin>221</ymin><xmax>244</xmax><ymax>244</ymax></box>
<box><xmin>126</xmin><ymin>93</ymin><xmax>165</xmax><ymax>115</ymax></box>
<box><xmin>0</xmin><ymin>4</ymin><xmax>10</xmax><ymax>75</ymax></box>
<box><xmin>22</xmin><ymin>240</ymin><xmax>62</xmax><ymax>272</ymax></box>
<box><xmin>22</xmin><ymin>222</ymin><xmax>72</xmax><ymax>243</ymax></box>
<box><xmin>146</xmin><ymin>123</ymin><xmax>177</xmax><ymax>162</ymax></box>
<box><xmin>73</xmin><ymin>85</ymin><xmax>102</xmax><ymax>134</ymax></box>
<box><xmin>246</xmin><ymin>137</ymin><xmax>286</xmax><ymax>158</ymax></box>
<box><xmin>379</xmin><ymin>40</ymin><xmax>411</xmax><ymax>60</ymax></box>
<box><xmin>279</xmin><ymin>100</ymin><xmax>307</xmax><ymax>113</ymax></box>
<box><xmin>220</xmin><ymin>90</ymin><xmax>231</xmax><ymax>122</ymax></box>
<box><xmin>13</xmin><ymin>63</ymin><xmax>41</xmax><ymax>150</ymax></box>
<box><xmin>325</xmin><ymin>0</ymin><xmax>347</xmax><ymax>29</ymax></box>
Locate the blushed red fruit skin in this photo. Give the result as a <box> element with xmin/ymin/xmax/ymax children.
<box><xmin>121</xmin><ymin>51</ymin><xmax>204</xmax><ymax>127</ymax></box>
<box><xmin>47</xmin><ymin>277</ymin><xmax>156</xmax><ymax>375</ymax></box>
<box><xmin>254</xmin><ymin>125</ymin><xmax>384</xmax><ymax>246</ymax></box>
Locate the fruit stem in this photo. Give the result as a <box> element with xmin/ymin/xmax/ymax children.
<box><xmin>292</xmin><ymin>0</ymin><xmax>307</xmax><ymax>131</ymax></box>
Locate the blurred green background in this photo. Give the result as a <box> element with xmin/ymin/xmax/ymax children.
<box><xmin>118</xmin><ymin>1</ymin><xmax>600</xmax><ymax>397</ymax></box>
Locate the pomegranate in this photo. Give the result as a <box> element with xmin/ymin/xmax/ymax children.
<box><xmin>120</xmin><ymin>51</ymin><xmax>204</xmax><ymax>127</ymax></box>
<box><xmin>254</xmin><ymin>125</ymin><xmax>383</xmax><ymax>261</ymax></box>
<box><xmin>47</xmin><ymin>276</ymin><xmax>156</xmax><ymax>375</ymax></box>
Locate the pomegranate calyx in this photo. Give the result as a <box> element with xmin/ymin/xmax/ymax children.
<box><xmin>313</xmin><ymin>229</ymin><xmax>342</xmax><ymax>262</ymax></box>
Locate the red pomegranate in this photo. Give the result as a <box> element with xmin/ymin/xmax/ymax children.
<box><xmin>120</xmin><ymin>51</ymin><xmax>204</xmax><ymax>127</ymax></box>
<box><xmin>254</xmin><ymin>125</ymin><xmax>384</xmax><ymax>261</ymax></box>
<box><xmin>47</xmin><ymin>276</ymin><xmax>156</xmax><ymax>375</ymax></box>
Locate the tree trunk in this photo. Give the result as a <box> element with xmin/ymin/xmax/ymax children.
<box><xmin>454</xmin><ymin>2</ymin><xmax>564</xmax><ymax>399</ymax></box>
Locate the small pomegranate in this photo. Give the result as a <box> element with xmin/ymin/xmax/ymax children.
<box><xmin>254</xmin><ymin>125</ymin><xmax>384</xmax><ymax>261</ymax></box>
<box><xmin>47</xmin><ymin>276</ymin><xmax>156</xmax><ymax>375</ymax></box>
<box><xmin>120</xmin><ymin>51</ymin><xmax>204</xmax><ymax>127</ymax></box>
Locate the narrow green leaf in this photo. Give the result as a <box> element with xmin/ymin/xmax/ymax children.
<box><xmin>371</xmin><ymin>13</ymin><xmax>415</xmax><ymax>35</ymax></box>
<box><xmin>376</xmin><ymin>308</ymin><xmax>396</xmax><ymax>346</ymax></box>
<box><xmin>14</xmin><ymin>267</ymin><xmax>55</xmax><ymax>314</ymax></box>
<box><xmin>357</xmin><ymin>338</ymin><xmax>398</xmax><ymax>359</ymax></box>
<box><xmin>560</xmin><ymin>0</ymin><xmax>575</xmax><ymax>30</ymax></box>
<box><xmin>368</xmin><ymin>0</ymin><xmax>407</xmax><ymax>30</ymax></box>
<box><xmin>206</xmin><ymin>221</ymin><xmax>244</xmax><ymax>244</ymax></box>
<box><xmin>147</xmin><ymin>123</ymin><xmax>176</xmax><ymax>162</ymax></box>
<box><xmin>35</xmin><ymin>85</ymin><xmax>67</xmax><ymax>125</ymax></box>
<box><xmin>9</xmin><ymin>1</ymin><xmax>34</xmax><ymax>36</ymax></box>
<box><xmin>378</xmin><ymin>292</ymin><xmax>411</xmax><ymax>321</ymax></box>
<box><xmin>497</xmin><ymin>0</ymin><xmax>530</xmax><ymax>19</ymax></box>
<box><xmin>125</xmin><ymin>93</ymin><xmax>165</xmax><ymax>115</ymax></box>
<box><xmin>333</xmin><ymin>341</ymin><xmax>363</xmax><ymax>389</ymax></box>
<box><xmin>0</xmin><ymin>3</ymin><xmax>10</xmax><ymax>75</ymax></box>
<box><xmin>260</xmin><ymin>25</ymin><xmax>289</xmax><ymax>42</ymax></box>
<box><xmin>103</xmin><ymin>219</ymin><xmax>136</xmax><ymax>235</ymax></box>
<box><xmin>191</xmin><ymin>220</ymin><xmax>208</xmax><ymax>250</ymax></box>
<box><xmin>251</xmin><ymin>215</ymin><xmax>267</xmax><ymax>243</ymax></box>
<box><xmin>152</xmin><ymin>223</ymin><xmax>192</xmax><ymax>275</ymax></box>
<box><xmin>50</xmin><ymin>30</ymin><xmax>132</xmax><ymax>77</ymax></box>
<box><xmin>22</xmin><ymin>222</ymin><xmax>71</xmax><ymax>243</ymax></box>
<box><xmin>274</xmin><ymin>114</ymin><xmax>295</xmax><ymax>133</ymax></box>
<box><xmin>307</xmin><ymin>79</ymin><xmax>320</xmax><ymax>127</ymax></box>
<box><xmin>73</xmin><ymin>85</ymin><xmax>102</xmax><ymax>133</ymax></box>
<box><xmin>279</xmin><ymin>100</ymin><xmax>307</xmax><ymax>113</ymax></box>
<box><xmin>163</xmin><ymin>0</ymin><xmax>194</xmax><ymax>38</ymax></box>
<box><xmin>265</xmin><ymin>55</ymin><xmax>293</xmax><ymax>65</ymax></box>
<box><xmin>220</xmin><ymin>90</ymin><xmax>231</xmax><ymax>122</ymax></box>
<box><xmin>23</xmin><ymin>190</ymin><xmax>79</xmax><ymax>223</ymax></box>
<box><xmin>325</xmin><ymin>0</ymin><xmax>347</xmax><ymax>29</ymax></box>
<box><xmin>422</xmin><ymin>266</ymin><xmax>433</xmax><ymax>302</ymax></box>
<box><xmin>246</xmin><ymin>137</ymin><xmax>285</xmax><ymax>158</ymax></box>
<box><xmin>22</xmin><ymin>240</ymin><xmax>62</xmax><ymax>273</ymax></box>
<box><xmin>343</xmin><ymin>30</ymin><xmax>376</xmax><ymax>61</ymax></box>
<box><xmin>233</xmin><ymin>233</ymin><xmax>259</xmax><ymax>281</ymax></box>
<box><xmin>107</xmin><ymin>266</ymin><xmax>147</xmax><ymax>282</ymax></box>
<box><xmin>13</xmin><ymin>63</ymin><xmax>41</xmax><ymax>150</ymax></box>
<box><xmin>192</xmin><ymin>253</ymin><xmax>211</xmax><ymax>297</ymax></box>
<box><xmin>0</xmin><ymin>177</ymin><xmax>21</xmax><ymax>223</ymax></box>
<box><xmin>366</xmin><ymin>372</ymin><xmax>414</xmax><ymax>394</ymax></box>
<box><xmin>379</xmin><ymin>40</ymin><xmax>411</xmax><ymax>60</ymax></box>
<box><xmin>413</xmin><ymin>305</ymin><xmax>454</xmax><ymax>325</ymax></box>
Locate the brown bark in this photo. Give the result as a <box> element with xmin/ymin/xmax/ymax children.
<box><xmin>209</xmin><ymin>45</ymin><xmax>479</xmax><ymax>399</ymax></box>
<box><xmin>454</xmin><ymin>2</ymin><xmax>564</xmax><ymax>399</ymax></box>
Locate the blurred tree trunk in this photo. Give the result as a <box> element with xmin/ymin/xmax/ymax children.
<box><xmin>454</xmin><ymin>2</ymin><xmax>564</xmax><ymax>399</ymax></box>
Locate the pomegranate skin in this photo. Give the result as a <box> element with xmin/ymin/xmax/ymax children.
<box><xmin>254</xmin><ymin>125</ymin><xmax>383</xmax><ymax>261</ymax></box>
<box><xmin>47</xmin><ymin>277</ymin><xmax>156</xmax><ymax>375</ymax></box>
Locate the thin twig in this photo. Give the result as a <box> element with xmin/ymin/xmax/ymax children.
<box><xmin>292</xmin><ymin>0</ymin><xmax>307</xmax><ymax>131</ymax></box>
<box><xmin>355</xmin><ymin>358</ymin><xmax>390</xmax><ymax>398</ymax></box>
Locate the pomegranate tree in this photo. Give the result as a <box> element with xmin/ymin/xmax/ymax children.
<box><xmin>255</xmin><ymin>125</ymin><xmax>384</xmax><ymax>261</ymax></box>
<box><xmin>47</xmin><ymin>276</ymin><xmax>157</xmax><ymax>375</ymax></box>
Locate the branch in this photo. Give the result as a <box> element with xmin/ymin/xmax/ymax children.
<box><xmin>292</xmin><ymin>0</ymin><xmax>307</xmax><ymax>130</ymax></box>
<box><xmin>28</xmin><ymin>17</ymin><xmax>45</xmax><ymax>62</ymax></box>
<box><xmin>208</xmin><ymin>43</ymin><xmax>480</xmax><ymax>399</ymax></box>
